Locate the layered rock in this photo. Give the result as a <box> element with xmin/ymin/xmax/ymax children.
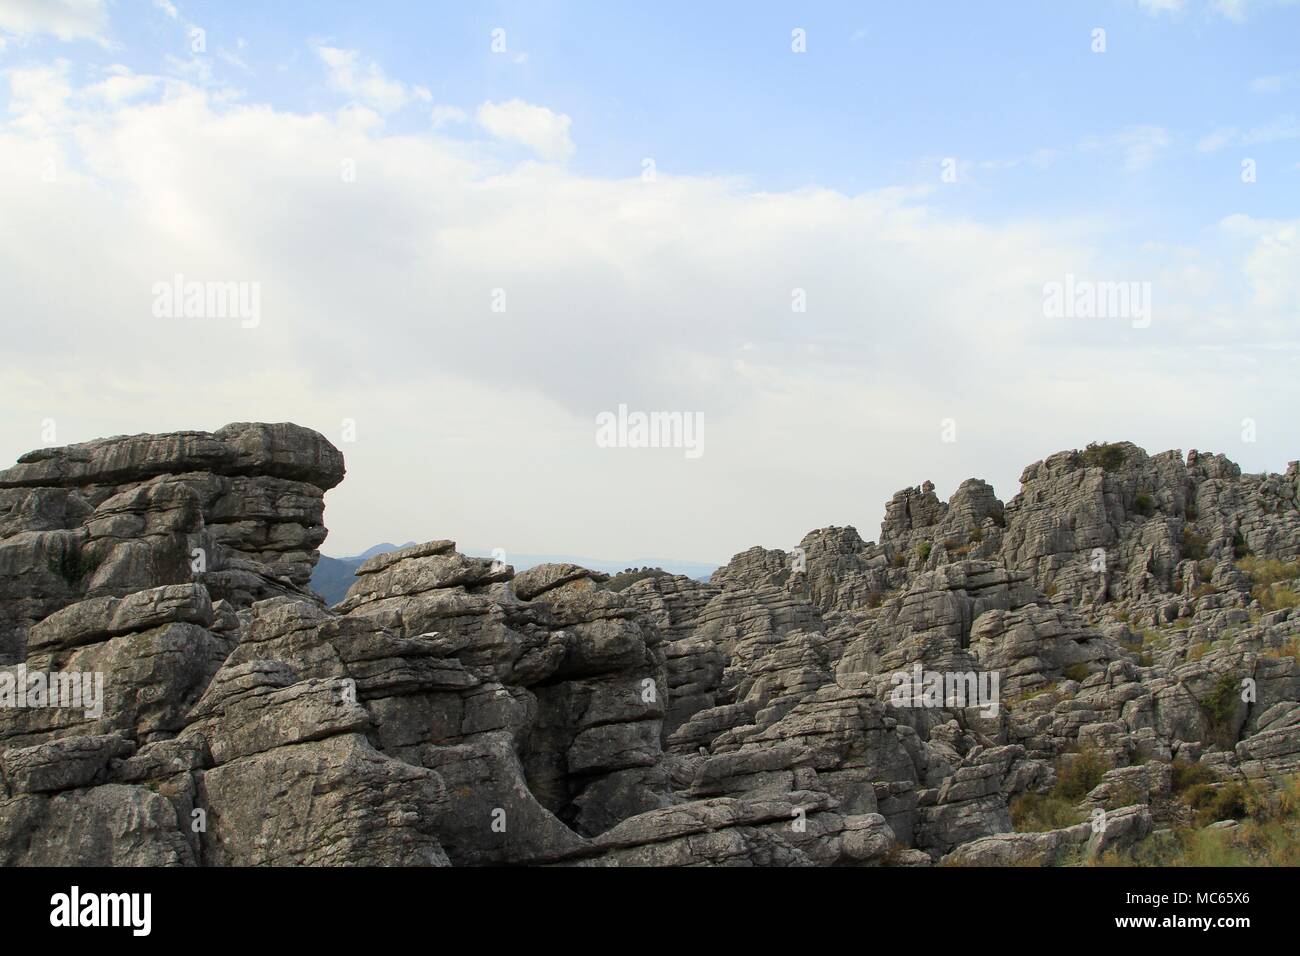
<box><xmin>1</xmin><ymin>427</ymin><xmax>1298</xmax><ymax>867</ymax></box>
<box><xmin>0</xmin><ymin>423</ymin><xmax>343</xmax><ymax>664</ymax></box>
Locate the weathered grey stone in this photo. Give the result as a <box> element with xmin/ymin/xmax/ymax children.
<box><xmin>201</xmin><ymin>733</ymin><xmax>448</xmax><ymax>866</ymax></box>
<box><xmin>2</xmin><ymin>426</ymin><xmax>1298</xmax><ymax>867</ymax></box>
<box><xmin>0</xmin><ymin>784</ymin><xmax>195</xmax><ymax>866</ymax></box>
<box><xmin>513</xmin><ymin>563</ymin><xmax>610</xmax><ymax>601</ymax></box>
<box><xmin>27</xmin><ymin>584</ymin><xmax>213</xmax><ymax>652</ymax></box>
<box><xmin>1</xmin><ymin>733</ymin><xmax>133</xmax><ymax>793</ymax></box>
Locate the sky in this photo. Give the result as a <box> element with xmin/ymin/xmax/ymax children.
<box><xmin>0</xmin><ymin>0</ymin><xmax>1297</xmax><ymax>564</ymax></box>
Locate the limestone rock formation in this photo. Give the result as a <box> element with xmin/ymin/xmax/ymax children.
<box><xmin>2</xmin><ymin>428</ymin><xmax>1298</xmax><ymax>866</ymax></box>
<box><xmin>0</xmin><ymin>423</ymin><xmax>343</xmax><ymax>665</ymax></box>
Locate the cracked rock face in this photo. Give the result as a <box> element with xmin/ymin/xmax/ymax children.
<box><xmin>2</xmin><ymin>426</ymin><xmax>1299</xmax><ymax>866</ymax></box>
<box><xmin>0</xmin><ymin>423</ymin><xmax>343</xmax><ymax>665</ymax></box>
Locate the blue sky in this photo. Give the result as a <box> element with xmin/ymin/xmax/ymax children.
<box><xmin>17</xmin><ymin>0</ymin><xmax>1299</xmax><ymax>220</ymax></box>
<box><xmin>1</xmin><ymin>0</ymin><xmax>1298</xmax><ymax>562</ymax></box>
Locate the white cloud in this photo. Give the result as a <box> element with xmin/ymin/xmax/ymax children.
<box><xmin>0</xmin><ymin>67</ymin><xmax>1294</xmax><ymax>562</ymax></box>
<box><xmin>1196</xmin><ymin>126</ymin><xmax>1237</xmax><ymax>152</ymax></box>
<box><xmin>4</xmin><ymin>59</ymin><xmax>73</xmax><ymax>133</ymax></box>
<box><xmin>313</xmin><ymin>43</ymin><xmax>431</xmax><ymax>114</ymax></box>
<box><xmin>477</xmin><ymin>98</ymin><xmax>574</xmax><ymax>160</ymax></box>
<box><xmin>977</xmin><ymin>147</ymin><xmax>1060</xmax><ymax>172</ymax></box>
<box><xmin>430</xmin><ymin>105</ymin><xmax>467</xmax><ymax>129</ymax></box>
<box><xmin>1221</xmin><ymin>215</ymin><xmax>1300</xmax><ymax>310</ymax></box>
<box><xmin>1138</xmin><ymin>0</ymin><xmax>1186</xmax><ymax>14</ymax></box>
<box><xmin>1197</xmin><ymin>115</ymin><xmax>1300</xmax><ymax>151</ymax></box>
<box><xmin>1080</xmin><ymin>125</ymin><xmax>1171</xmax><ymax>171</ymax></box>
<box><xmin>152</xmin><ymin>0</ymin><xmax>180</xmax><ymax>19</ymax></box>
<box><xmin>1133</xmin><ymin>0</ymin><xmax>1299</xmax><ymax>21</ymax></box>
<box><xmin>1212</xmin><ymin>0</ymin><xmax>1251</xmax><ymax>19</ymax></box>
<box><xmin>0</xmin><ymin>0</ymin><xmax>108</xmax><ymax>44</ymax></box>
<box><xmin>1120</xmin><ymin>126</ymin><xmax>1172</xmax><ymax>170</ymax></box>
<box><xmin>1242</xmin><ymin>114</ymin><xmax>1300</xmax><ymax>144</ymax></box>
<box><xmin>84</xmin><ymin>65</ymin><xmax>161</xmax><ymax>104</ymax></box>
<box><xmin>163</xmin><ymin>52</ymin><xmax>213</xmax><ymax>86</ymax></box>
<box><xmin>219</xmin><ymin>38</ymin><xmax>252</xmax><ymax>74</ymax></box>
<box><xmin>1212</xmin><ymin>0</ymin><xmax>1300</xmax><ymax>19</ymax></box>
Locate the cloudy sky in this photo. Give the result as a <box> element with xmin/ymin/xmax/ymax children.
<box><xmin>1</xmin><ymin>0</ymin><xmax>1297</xmax><ymax>565</ymax></box>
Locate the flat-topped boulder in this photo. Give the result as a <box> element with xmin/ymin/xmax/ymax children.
<box><xmin>0</xmin><ymin>422</ymin><xmax>344</xmax><ymax>491</ymax></box>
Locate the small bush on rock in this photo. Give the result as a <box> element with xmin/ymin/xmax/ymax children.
<box><xmin>1082</xmin><ymin>442</ymin><xmax>1127</xmax><ymax>472</ymax></box>
<box><xmin>1238</xmin><ymin>556</ymin><xmax>1300</xmax><ymax>586</ymax></box>
<box><xmin>1056</xmin><ymin>747</ymin><xmax>1109</xmax><ymax>801</ymax></box>
<box><xmin>1062</xmin><ymin>662</ymin><xmax>1090</xmax><ymax>683</ymax></box>
<box><xmin>1254</xmin><ymin>584</ymin><xmax>1300</xmax><ymax>612</ymax></box>
<box><xmin>1010</xmin><ymin>793</ymin><xmax>1083</xmax><ymax>832</ymax></box>
<box><xmin>1181</xmin><ymin>527</ymin><xmax>1208</xmax><ymax>561</ymax></box>
<box><xmin>604</xmin><ymin>567</ymin><xmax>670</xmax><ymax>592</ymax></box>
<box><xmin>1171</xmin><ymin>759</ymin><xmax>1215</xmax><ymax>795</ymax></box>
<box><xmin>1191</xmin><ymin>673</ymin><xmax>1242</xmax><ymax>750</ymax></box>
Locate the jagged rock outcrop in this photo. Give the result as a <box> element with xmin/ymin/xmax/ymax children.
<box><xmin>2</xmin><ymin>427</ymin><xmax>1298</xmax><ymax>866</ymax></box>
<box><xmin>0</xmin><ymin>423</ymin><xmax>343</xmax><ymax>665</ymax></box>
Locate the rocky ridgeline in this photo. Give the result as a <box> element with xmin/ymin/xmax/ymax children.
<box><xmin>1</xmin><ymin>428</ymin><xmax>1298</xmax><ymax>866</ymax></box>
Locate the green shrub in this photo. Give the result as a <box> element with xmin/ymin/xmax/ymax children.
<box><xmin>1056</xmin><ymin>747</ymin><xmax>1108</xmax><ymax>801</ymax></box>
<box><xmin>1181</xmin><ymin>527</ymin><xmax>1208</xmax><ymax>561</ymax></box>
<box><xmin>1010</xmin><ymin>682</ymin><xmax>1058</xmax><ymax>707</ymax></box>
<box><xmin>1233</xmin><ymin>532</ymin><xmax>1250</xmax><ymax>559</ymax></box>
<box><xmin>1238</xmin><ymin>556</ymin><xmax>1300</xmax><ymax>587</ymax></box>
<box><xmin>1184</xmin><ymin>781</ymin><xmax>1254</xmax><ymax>828</ymax></box>
<box><xmin>1200</xmin><ymin>673</ymin><xmax>1241</xmax><ymax>746</ymax></box>
<box><xmin>604</xmin><ymin>567</ymin><xmax>670</xmax><ymax>592</ymax></box>
<box><xmin>1062</xmin><ymin>662</ymin><xmax>1090</xmax><ymax>683</ymax></box>
<box><xmin>1171</xmin><ymin>759</ymin><xmax>1215</xmax><ymax>795</ymax></box>
<box><xmin>917</xmin><ymin>541</ymin><xmax>932</xmax><ymax>562</ymax></box>
<box><xmin>1095</xmin><ymin>777</ymin><xmax>1300</xmax><ymax>868</ymax></box>
<box><xmin>1082</xmin><ymin>441</ymin><xmax>1127</xmax><ymax>472</ymax></box>
<box><xmin>1256</xmin><ymin>584</ymin><xmax>1300</xmax><ymax>612</ymax></box>
<box><xmin>1121</xmin><ymin>633</ymin><xmax>1155</xmax><ymax>667</ymax></box>
<box><xmin>1010</xmin><ymin>793</ymin><xmax>1084</xmax><ymax>832</ymax></box>
<box><xmin>1009</xmin><ymin>747</ymin><xmax>1113</xmax><ymax>834</ymax></box>
<box><xmin>1134</xmin><ymin>493</ymin><xmax>1155</xmax><ymax>517</ymax></box>
<box><xmin>1263</xmin><ymin>637</ymin><xmax>1300</xmax><ymax>665</ymax></box>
